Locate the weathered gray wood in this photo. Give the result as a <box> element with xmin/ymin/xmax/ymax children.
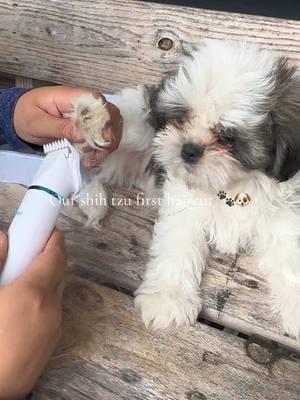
<box><xmin>0</xmin><ymin>1</ymin><xmax>299</xmax><ymax>92</ymax></box>
<box><xmin>0</xmin><ymin>184</ymin><xmax>299</xmax><ymax>352</ymax></box>
<box><xmin>31</xmin><ymin>275</ymin><xmax>300</xmax><ymax>400</ymax></box>
<box><xmin>15</xmin><ymin>76</ymin><xmax>34</xmax><ymax>88</ymax></box>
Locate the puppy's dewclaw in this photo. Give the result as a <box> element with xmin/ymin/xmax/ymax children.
<box><xmin>70</xmin><ymin>93</ymin><xmax>111</xmax><ymax>150</ymax></box>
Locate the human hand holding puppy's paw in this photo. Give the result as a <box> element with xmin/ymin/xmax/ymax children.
<box><xmin>13</xmin><ymin>86</ymin><xmax>122</xmax><ymax>168</ymax></box>
<box><xmin>69</xmin><ymin>92</ymin><xmax>123</xmax><ymax>168</ymax></box>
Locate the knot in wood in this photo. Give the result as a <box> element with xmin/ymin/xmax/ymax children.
<box><xmin>158</xmin><ymin>37</ymin><xmax>174</xmax><ymax>51</ymax></box>
<box><xmin>247</xmin><ymin>342</ymin><xmax>273</xmax><ymax>364</ymax></box>
<box><xmin>186</xmin><ymin>391</ymin><xmax>207</xmax><ymax>400</ymax></box>
<box><xmin>202</xmin><ymin>350</ymin><xmax>222</xmax><ymax>365</ymax></box>
<box><xmin>121</xmin><ymin>369</ymin><xmax>142</xmax><ymax>383</ymax></box>
<box><xmin>46</xmin><ymin>26</ymin><xmax>57</xmax><ymax>36</ymax></box>
<box><xmin>244</xmin><ymin>279</ymin><xmax>258</xmax><ymax>289</ymax></box>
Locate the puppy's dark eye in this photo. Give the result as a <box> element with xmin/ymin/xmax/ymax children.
<box><xmin>218</xmin><ymin>127</ymin><xmax>236</xmax><ymax>146</ymax></box>
<box><xmin>212</xmin><ymin>123</ymin><xmax>235</xmax><ymax>145</ymax></box>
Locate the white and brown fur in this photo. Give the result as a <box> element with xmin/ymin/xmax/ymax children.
<box><xmin>71</xmin><ymin>40</ymin><xmax>300</xmax><ymax>339</ymax></box>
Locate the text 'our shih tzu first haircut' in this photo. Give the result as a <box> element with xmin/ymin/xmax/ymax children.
<box><xmin>70</xmin><ymin>40</ymin><xmax>300</xmax><ymax>339</ymax></box>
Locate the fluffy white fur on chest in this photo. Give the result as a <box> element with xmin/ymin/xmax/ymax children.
<box><xmin>135</xmin><ymin>173</ymin><xmax>300</xmax><ymax>336</ymax></box>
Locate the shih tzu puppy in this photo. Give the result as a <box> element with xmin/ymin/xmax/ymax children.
<box><xmin>71</xmin><ymin>40</ymin><xmax>300</xmax><ymax>339</ymax></box>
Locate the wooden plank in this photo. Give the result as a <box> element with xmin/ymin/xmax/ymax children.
<box><xmin>0</xmin><ymin>184</ymin><xmax>299</xmax><ymax>351</ymax></box>
<box><xmin>0</xmin><ymin>74</ymin><xmax>15</xmax><ymax>89</ymax></box>
<box><xmin>0</xmin><ymin>1</ymin><xmax>299</xmax><ymax>92</ymax></box>
<box><xmin>31</xmin><ymin>275</ymin><xmax>300</xmax><ymax>400</ymax></box>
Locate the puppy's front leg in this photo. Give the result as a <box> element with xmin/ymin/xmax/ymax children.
<box><xmin>135</xmin><ymin>192</ymin><xmax>208</xmax><ymax>329</ymax></box>
<box><xmin>258</xmin><ymin>239</ymin><xmax>300</xmax><ymax>340</ymax></box>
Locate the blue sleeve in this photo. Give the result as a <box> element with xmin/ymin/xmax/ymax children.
<box><xmin>0</xmin><ymin>88</ymin><xmax>32</xmax><ymax>150</ymax></box>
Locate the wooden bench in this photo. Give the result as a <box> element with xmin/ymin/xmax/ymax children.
<box><xmin>0</xmin><ymin>1</ymin><xmax>299</xmax><ymax>399</ymax></box>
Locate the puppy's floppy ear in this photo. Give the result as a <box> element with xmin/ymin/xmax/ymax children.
<box><xmin>269</xmin><ymin>58</ymin><xmax>300</xmax><ymax>181</ymax></box>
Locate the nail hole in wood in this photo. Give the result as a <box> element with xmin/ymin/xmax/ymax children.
<box><xmin>244</xmin><ymin>279</ymin><xmax>258</xmax><ymax>289</ymax></box>
<box><xmin>96</xmin><ymin>242</ymin><xmax>108</xmax><ymax>250</ymax></box>
<box><xmin>158</xmin><ymin>37</ymin><xmax>174</xmax><ymax>51</ymax></box>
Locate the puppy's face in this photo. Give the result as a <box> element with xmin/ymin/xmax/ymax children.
<box><xmin>154</xmin><ymin>114</ymin><xmax>275</xmax><ymax>191</ymax></box>
<box><xmin>154</xmin><ymin>119</ymin><xmax>241</xmax><ymax>191</ymax></box>
<box><xmin>151</xmin><ymin>40</ymin><xmax>300</xmax><ymax>191</ymax></box>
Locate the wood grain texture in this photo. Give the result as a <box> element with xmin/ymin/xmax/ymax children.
<box><xmin>0</xmin><ymin>184</ymin><xmax>299</xmax><ymax>352</ymax></box>
<box><xmin>0</xmin><ymin>1</ymin><xmax>299</xmax><ymax>92</ymax></box>
<box><xmin>30</xmin><ymin>275</ymin><xmax>300</xmax><ymax>400</ymax></box>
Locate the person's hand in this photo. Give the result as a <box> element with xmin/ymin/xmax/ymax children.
<box><xmin>13</xmin><ymin>86</ymin><xmax>123</xmax><ymax>168</ymax></box>
<box><xmin>0</xmin><ymin>229</ymin><xmax>66</xmax><ymax>399</ymax></box>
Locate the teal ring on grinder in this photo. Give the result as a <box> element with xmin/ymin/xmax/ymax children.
<box><xmin>28</xmin><ymin>185</ymin><xmax>65</xmax><ymax>203</ymax></box>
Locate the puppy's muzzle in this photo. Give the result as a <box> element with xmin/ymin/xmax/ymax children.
<box><xmin>181</xmin><ymin>143</ymin><xmax>204</xmax><ymax>164</ymax></box>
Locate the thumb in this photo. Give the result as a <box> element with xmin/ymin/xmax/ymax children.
<box><xmin>0</xmin><ymin>232</ymin><xmax>8</xmax><ymax>271</ymax></box>
<box><xmin>34</xmin><ymin>111</ymin><xmax>85</xmax><ymax>143</ymax></box>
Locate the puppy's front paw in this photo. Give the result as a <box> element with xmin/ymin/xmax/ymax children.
<box><xmin>134</xmin><ymin>288</ymin><xmax>201</xmax><ymax>330</ymax></box>
<box><xmin>269</xmin><ymin>278</ymin><xmax>300</xmax><ymax>340</ymax></box>
<box><xmin>70</xmin><ymin>93</ymin><xmax>110</xmax><ymax>150</ymax></box>
<box><xmin>278</xmin><ymin>298</ymin><xmax>300</xmax><ymax>340</ymax></box>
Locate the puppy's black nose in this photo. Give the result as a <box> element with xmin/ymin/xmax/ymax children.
<box><xmin>181</xmin><ymin>143</ymin><xmax>204</xmax><ymax>164</ymax></box>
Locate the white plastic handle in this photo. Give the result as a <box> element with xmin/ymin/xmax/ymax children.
<box><xmin>0</xmin><ymin>189</ymin><xmax>63</xmax><ymax>286</ymax></box>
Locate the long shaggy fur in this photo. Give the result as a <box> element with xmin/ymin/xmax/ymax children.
<box><xmin>71</xmin><ymin>40</ymin><xmax>300</xmax><ymax>339</ymax></box>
